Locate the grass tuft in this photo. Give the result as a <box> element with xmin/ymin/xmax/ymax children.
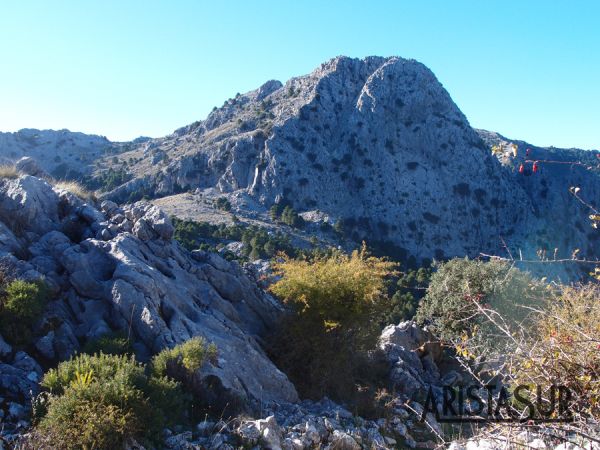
<box><xmin>0</xmin><ymin>164</ymin><xmax>19</xmax><ymax>179</ymax></box>
<box><xmin>53</xmin><ymin>180</ymin><xmax>96</xmax><ymax>201</ymax></box>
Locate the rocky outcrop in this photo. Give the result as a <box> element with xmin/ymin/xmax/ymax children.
<box><xmin>0</xmin><ymin>174</ymin><xmax>298</xmax><ymax>426</ymax></box>
<box><xmin>379</xmin><ymin>321</ymin><xmax>445</xmax><ymax>395</ymax></box>
<box><xmin>146</xmin><ymin>318</ymin><xmax>468</xmax><ymax>450</ymax></box>
<box><xmin>15</xmin><ymin>156</ymin><xmax>48</xmax><ymax>178</ymax></box>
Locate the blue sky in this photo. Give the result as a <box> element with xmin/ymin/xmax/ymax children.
<box><xmin>1</xmin><ymin>1</ymin><xmax>598</xmax><ymax>149</ymax></box>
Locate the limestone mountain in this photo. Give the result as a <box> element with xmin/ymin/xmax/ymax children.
<box><xmin>1</xmin><ymin>56</ymin><xmax>598</xmax><ymax>277</ymax></box>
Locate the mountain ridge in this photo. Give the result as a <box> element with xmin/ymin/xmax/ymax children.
<box><xmin>1</xmin><ymin>56</ymin><xmax>598</xmax><ymax>278</ymax></box>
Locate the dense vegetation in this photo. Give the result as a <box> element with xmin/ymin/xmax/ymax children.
<box><xmin>267</xmin><ymin>245</ymin><xmax>399</xmax><ymax>413</ymax></box>
<box><xmin>269</xmin><ymin>203</ymin><xmax>305</xmax><ymax>228</ymax></box>
<box><xmin>172</xmin><ymin>217</ymin><xmax>297</xmax><ymax>260</ymax></box>
<box><xmin>85</xmin><ymin>167</ymin><xmax>132</xmax><ymax>192</ymax></box>
<box><xmin>213</xmin><ymin>196</ymin><xmax>232</xmax><ymax>211</ymax></box>
<box><xmin>415</xmin><ymin>258</ymin><xmax>546</xmax><ymax>343</ymax></box>
<box><xmin>414</xmin><ymin>257</ymin><xmax>600</xmax><ymax>442</ymax></box>
<box><xmin>0</xmin><ymin>277</ymin><xmax>49</xmax><ymax>346</ymax></box>
<box><xmin>32</xmin><ymin>337</ymin><xmax>216</xmax><ymax>449</ymax></box>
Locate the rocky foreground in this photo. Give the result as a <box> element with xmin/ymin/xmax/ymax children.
<box><xmin>1</xmin><ymin>169</ymin><xmax>598</xmax><ymax>449</ymax></box>
<box><xmin>0</xmin><ymin>169</ymin><xmax>459</xmax><ymax>448</ymax></box>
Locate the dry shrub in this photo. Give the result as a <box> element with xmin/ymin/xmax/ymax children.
<box><xmin>512</xmin><ymin>283</ymin><xmax>600</xmax><ymax>419</ymax></box>
<box><xmin>448</xmin><ymin>282</ymin><xmax>600</xmax><ymax>446</ymax></box>
<box><xmin>0</xmin><ymin>164</ymin><xmax>18</xmax><ymax>179</ymax></box>
<box><xmin>53</xmin><ymin>180</ymin><xmax>96</xmax><ymax>201</ymax></box>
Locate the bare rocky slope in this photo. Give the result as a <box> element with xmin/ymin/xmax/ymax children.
<box><xmin>0</xmin><ymin>174</ymin><xmax>297</xmax><ymax>412</ymax></box>
<box><xmin>1</xmin><ymin>56</ymin><xmax>598</xmax><ymax>278</ymax></box>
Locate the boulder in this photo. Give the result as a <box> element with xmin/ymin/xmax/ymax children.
<box><xmin>34</xmin><ymin>332</ymin><xmax>56</xmax><ymax>360</ymax></box>
<box><xmin>329</xmin><ymin>430</ymin><xmax>360</xmax><ymax>450</ymax></box>
<box><xmin>0</xmin><ymin>176</ymin><xmax>60</xmax><ymax>235</ymax></box>
<box><xmin>237</xmin><ymin>416</ymin><xmax>283</xmax><ymax>450</ymax></box>
<box><xmin>380</xmin><ymin>321</ymin><xmax>442</xmax><ymax>364</ymax></box>
<box><xmin>15</xmin><ymin>157</ymin><xmax>47</xmax><ymax>178</ymax></box>
<box><xmin>0</xmin><ymin>334</ymin><xmax>12</xmax><ymax>360</ymax></box>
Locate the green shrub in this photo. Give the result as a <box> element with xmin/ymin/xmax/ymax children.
<box><xmin>333</xmin><ymin>218</ymin><xmax>347</xmax><ymax>236</ymax></box>
<box><xmin>151</xmin><ymin>336</ymin><xmax>217</xmax><ymax>379</ymax></box>
<box><xmin>416</xmin><ymin>258</ymin><xmax>546</xmax><ymax>344</ymax></box>
<box><xmin>146</xmin><ymin>375</ymin><xmax>190</xmax><ymax>427</ymax></box>
<box><xmin>214</xmin><ymin>197</ymin><xmax>231</xmax><ymax>211</ymax></box>
<box><xmin>2</xmin><ymin>279</ymin><xmax>47</xmax><ymax>321</ymax></box>
<box><xmin>0</xmin><ymin>279</ymin><xmax>48</xmax><ymax>345</ymax></box>
<box><xmin>280</xmin><ymin>206</ymin><xmax>304</xmax><ymax>228</ymax></box>
<box><xmin>386</xmin><ymin>291</ymin><xmax>418</xmax><ymax>324</ymax></box>
<box><xmin>269</xmin><ymin>203</ymin><xmax>284</xmax><ymax>221</ymax></box>
<box><xmin>38</xmin><ymin>351</ymin><xmax>194</xmax><ymax>448</ymax></box>
<box><xmin>41</xmin><ymin>353</ymin><xmax>146</xmax><ymax>396</ymax></box>
<box><xmin>87</xmin><ymin>167</ymin><xmax>131</xmax><ymax>191</ymax></box>
<box><xmin>151</xmin><ymin>338</ymin><xmax>219</xmax><ymax>420</ymax></box>
<box><xmin>82</xmin><ymin>331</ymin><xmax>133</xmax><ymax>356</ymax></box>
<box><xmin>38</xmin><ymin>395</ymin><xmax>134</xmax><ymax>450</ymax></box>
<box><xmin>381</xmin><ymin>267</ymin><xmax>431</xmax><ymax>325</ymax></box>
<box><xmin>172</xmin><ymin>217</ymin><xmax>297</xmax><ymax>260</ymax></box>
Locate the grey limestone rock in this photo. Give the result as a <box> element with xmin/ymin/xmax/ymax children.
<box><xmin>0</xmin><ymin>174</ymin><xmax>298</xmax><ymax>408</ymax></box>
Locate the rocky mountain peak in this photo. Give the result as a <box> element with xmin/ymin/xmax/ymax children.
<box><xmin>1</xmin><ymin>56</ymin><xmax>598</xmax><ymax>277</ymax></box>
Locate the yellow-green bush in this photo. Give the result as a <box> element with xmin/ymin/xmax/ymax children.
<box><xmin>268</xmin><ymin>245</ymin><xmax>396</xmax><ymax>404</ymax></box>
<box><xmin>151</xmin><ymin>336</ymin><xmax>217</xmax><ymax>379</ymax></box>
<box><xmin>41</xmin><ymin>353</ymin><xmax>145</xmax><ymax>396</ymax></box>
<box><xmin>39</xmin><ymin>353</ymin><xmax>167</xmax><ymax>448</ymax></box>
<box><xmin>35</xmin><ymin>339</ymin><xmax>216</xmax><ymax>449</ymax></box>
<box><xmin>269</xmin><ymin>244</ymin><xmax>397</xmax><ymax>329</ymax></box>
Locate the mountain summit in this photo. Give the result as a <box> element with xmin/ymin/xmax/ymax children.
<box><xmin>1</xmin><ymin>56</ymin><xmax>598</xmax><ymax>275</ymax></box>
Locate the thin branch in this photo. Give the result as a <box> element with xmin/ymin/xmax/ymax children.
<box><xmin>480</xmin><ymin>253</ymin><xmax>600</xmax><ymax>265</ymax></box>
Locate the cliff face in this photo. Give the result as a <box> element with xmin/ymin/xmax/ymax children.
<box><xmin>477</xmin><ymin>130</ymin><xmax>600</xmax><ymax>278</ymax></box>
<box><xmin>102</xmin><ymin>56</ymin><xmax>533</xmax><ymax>260</ymax></box>
<box><xmin>1</xmin><ymin>56</ymin><xmax>598</xmax><ymax>273</ymax></box>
